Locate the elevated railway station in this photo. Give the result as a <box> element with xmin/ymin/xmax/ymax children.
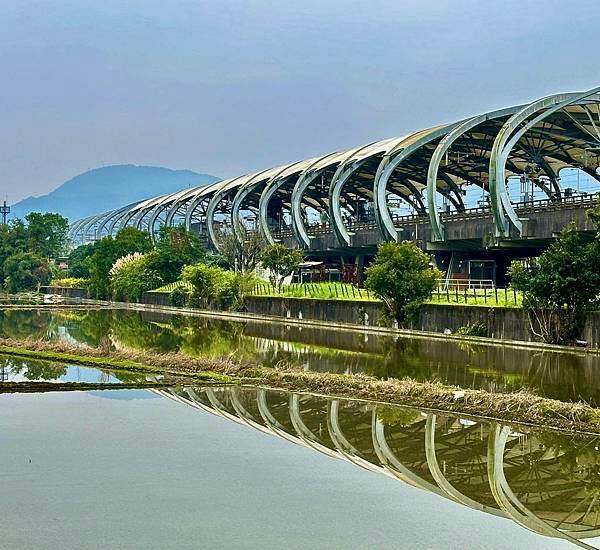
<box><xmin>70</xmin><ymin>87</ymin><xmax>600</xmax><ymax>284</ymax></box>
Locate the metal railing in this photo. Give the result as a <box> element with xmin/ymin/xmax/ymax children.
<box><xmin>270</xmin><ymin>193</ymin><xmax>599</xmax><ymax>240</ymax></box>
<box><xmin>436</xmin><ymin>278</ymin><xmax>495</xmax><ymax>291</ymax></box>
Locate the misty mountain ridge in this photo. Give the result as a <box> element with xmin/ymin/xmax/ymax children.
<box><xmin>10</xmin><ymin>164</ymin><xmax>220</xmax><ymax>222</ymax></box>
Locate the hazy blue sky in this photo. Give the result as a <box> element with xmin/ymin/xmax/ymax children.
<box><xmin>1</xmin><ymin>0</ymin><xmax>599</xmax><ymax>203</ymax></box>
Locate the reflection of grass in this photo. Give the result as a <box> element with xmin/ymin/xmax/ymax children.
<box><xmin>466</xmin><ymin>366</ymin><xmax>526</xmax><ymax>386</ymax></box>
<box><xmin>377</xmin><ymin>406</ymin><xmax>421</xmax><ymax>427</ymax></box>
<box><xmin>3</xmin><ymin>337</ymin><xmax>600</xmax><ymax>434</ymax></box>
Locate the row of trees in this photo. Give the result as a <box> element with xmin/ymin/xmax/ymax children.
<box><xmin>68</xmin><ymin>226</ymin><xmax>207</xmax><ymax>300</ymax></box>
<box><xmin>0</xmin><ymin>213</ymin><xmax>69</xmax><ymax>292</ymax></box>
<box><xmin>63</xmin><ymin>225</ymin><xmax>308</xmax><ymax>305</ymax></box>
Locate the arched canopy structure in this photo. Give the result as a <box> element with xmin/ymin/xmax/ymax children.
<box><xmin>70</xmin><ymin>86</ymin><xmax>600</xmax><ymax>250</ymax></box>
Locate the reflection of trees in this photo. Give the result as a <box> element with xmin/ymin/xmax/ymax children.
<box><xmin>368</xmin><ymin>337</ymin><xmax>433</xmax><ymax>380</ymax></box>
<box><xmin>527</xmin><ymin>351</ymin><xmax>600</xmax><ymax>405</ymax></box>
<box><xmin>0</xmin><ymin>310</ymin><xmax>57</xmax><ymax>340</ymax></box>
<box><xmin>59</xmin><ymin>310</ymin><xmax>114</xmax><ymax>347</ymax></box>
<box><xmin>0</xmin><ymin>356</ymin><xmax>67</xmax><ymax>380</ymax></box>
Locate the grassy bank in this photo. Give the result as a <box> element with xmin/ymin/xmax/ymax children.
<box><xmin>1</xmin><ymin>337</ymin><xmax>599</xmax><ymax>434</ymax></box>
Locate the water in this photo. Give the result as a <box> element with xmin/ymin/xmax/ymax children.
<box><xmin>1</xmin><ymin>307</ymin><xmax>600</xmax><ymax>403</ymax></box>
<box><xmin>3</xmin><ymin>307</ymin><xmax>600</xmax><ymax>546</ymax></box>
<box><xmin>1</xmin><ymin>384</ymin><xmax>597</xmax><ymax>549</ymax></box>
<box><xmin>0</xmin><ymin>354</ymin><xmax>154</xmax><ymax>384</ymax></box>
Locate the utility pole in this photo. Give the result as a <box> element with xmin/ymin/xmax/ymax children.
<box><xmin>0</xmin><ymin>201</ymin><xmax>10</xmax><ymax>225</ymax></box>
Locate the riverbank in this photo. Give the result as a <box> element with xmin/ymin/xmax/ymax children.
<box><xmin>2</xmin><ymin>337</ymin><xmax>599</xmax><ymax>435</ymax></box>
<box><xmin>44</xmin><ymin>286</ymin><xmax>600</xmax><ymax>348</ymax></box>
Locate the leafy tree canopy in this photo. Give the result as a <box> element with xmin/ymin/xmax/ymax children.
<box><xmin>510</xmin><ymin>224</ymin><xmax>600</xmax><ymax>343</ymax></box>
<box><xmin>365</xmin><ymin>241</ymin><xmax>439</xmax><ymax>326</ymax></box>
<box><xmin>25</xmin><ymin>212</ymin><xmax>69</xmax><ymax>258</ymax></box>
<box><xmin>150</xmin><ymin>225</ymin><xmax>205</xmax><ymax>283</ymax></box>
<box><xmin>261</xmin><ymin>244</ymin><xmax>303</xmax><ymax>288</ymax></box>
<box><xmin>3</xmin><ymin>252</ymin><xmax>52</xmax><ymax>293</ymax></box>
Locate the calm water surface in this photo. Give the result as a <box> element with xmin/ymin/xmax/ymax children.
<box><xmin>2</xmin><ymin>383</ymin><xmax>597</xmax><ymax>549</ymax></box>
<box><xmin>1</xmin><ymin>307</ymin><xmax>600</xmax><ymax>403</ymax></box>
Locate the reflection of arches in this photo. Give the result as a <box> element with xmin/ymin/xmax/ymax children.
<box><xmin>371</xmin><ymin>410</ymin><xmax>448</xmax><ymax>496</ymax></box>
<box><xmin>425</xmin><ymin>414</ymin><xmax>504</xmax><ymax>516</ymax></box>
<box><xmin>488</xmin><ymin>424</ymin><xmax>597</xmax><ymax>547</ymax></box>
<box><xmin>158</xmin><ymin>386</ymin><xmax>600</xmax><ymax>545</ymax></box>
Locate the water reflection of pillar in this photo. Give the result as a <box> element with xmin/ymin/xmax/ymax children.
<box><xmin>424</xmin><ymin>414</ymin><xmax>504</xmax><ymax>516</ymax></box>
<box><xmin>256</xmin><ymin>388</ymin><xmax>305</xmax><ymax>446</ymax></box>
<box><xmin>327</xmin><ymin>400</ymin><xmax>387</xmax><ymax>476</ymax></box>
<box><xmin>488</xmin><ymin>424</ymin><xmax>596</xmax><ymax>548</ymax></box>
<box><xmin>289</xmin><ymin>394</ymin><xmax>340</xmax><ymax>460</ymax></box>
<box><xmin>370</xmin><ymin>409</ymin><xmax>448</xmax><ymax>497</ymax></box>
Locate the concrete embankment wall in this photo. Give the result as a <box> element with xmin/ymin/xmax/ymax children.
<box><xmin>244</xmin><ymin>297</ymin><xmax>600</xmax><ymax>348</ymax></box>
<box><xmin>43</xmin><ymin>287</ymin><xmax>600</xmax><ymax>348</ymax></box>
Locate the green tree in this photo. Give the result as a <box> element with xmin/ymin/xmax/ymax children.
<box><xmin>261</xmin><ymin>244</ymin><xmax>303</xmax><ymax>289</ymax></box>
<box><xmin>149</xmin><ymin>226</ymin><xmax>205</xmax><ymax>283</ymax></box>
<box><xmin>510</xmin><ymin>224</ymin><xmax>600</xmax><ymax>344</ymax></box>
<box><xmin>110</xmin><ymin>252</ymin><xmax>164</xmax><ymax>302</ymax></box>
<box><xmin>67</xmin><ymin>243</ymin><xmax>97</xmax><ymax>278</ymax></box>
<box><xmin>182</xmin><ymin>262</ymin><xmax>228</xmax><ymax>308</ymax></box>
<box><xmin>365</xmin><ymin>241</ymin><xmax>439</xmax><ymax>326</ymax></box>
<box><xmin>85</xmin><ymin>228</ymin><xmax>152</xmax><ymax>299</ymax></box>
<box><xmin>218</xmin><ymin>228</ymin><xmax>265</xmax><ymax>272</ymax></box>
<box><xmin>3</xmin><ymin>252</ymin><xmax>52</xmax><ymax>293</ymax></box>
<box><xmin>25</xmin><ymin>212</ymin><xmax>69</xmax><ymax>258</ymax></box>
<box><xmin>0</xmin><ymin>220</ymin><xmax>28</xmax><ymax>287</ymax></box>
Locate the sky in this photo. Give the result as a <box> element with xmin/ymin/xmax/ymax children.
<box><xmin>1</xmin><ymin>0</ymin><xmax>600</xmax><ymax>203</ymax></box>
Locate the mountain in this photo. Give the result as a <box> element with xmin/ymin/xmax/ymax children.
<box><xmin>10</xmin><ymin>164</ymin><xmax>220</xmax><ymax>221</ymax></box>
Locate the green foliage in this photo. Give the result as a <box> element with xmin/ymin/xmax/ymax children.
<box><xmin>261</xmin><ymin>244</ymin><xmax>304</xmax><ymax>288</ymax></box>
<box><xmin>456</xmin><ymin>322</ymin><xmax>489</xmax><ymax>337</ymax></box>
<box><xmin>182</xmin><ymin>263</ymin><xmax>228</xmax><ymax>307</ymax></box>
<box><xmin>151</xmin><ymin>226</ymin><xmax>205</xmax><ymax>283</ymax></box>
<box><xmin>110</xmin><ymin>252</ymin><xmax>164</xmax><ymax>302</ymax></box>
<box><xmin>365</xmin><ymin>241</ymin><xmax>440</xmax><ymax>326</ymax></box>
<box><xmin>169</xmin><ymin>286</ymin><xmax>190</xmax><ymax>307</ymax></box>
<box><xmin>50</xmin><ymin>277</ymin><xmax>87</xmax><ymax>288</ymax></box>
<box><xmin>0</xmin><ymin>213</ymin><xmax>67</xmax><ymax>289</ymax></box>
<box><xmin>510</xmin><ymin>224</ymin><xmax>600</xmax><ymax>344</ymax></box>
<box><xmin>182</xmin><ymin>262</ymin><xmax>257</xmax><ymax>310</ymax></box>
<box><xmin>3</xmin><ymin>252</ymin><xmax>51</xmax><ymax>293</ymax></box>
<box><xmin>84</xmin><ymin>228</ymin><xmax>152</xmax><ymax>299</ymax></box>
<box><xmin>67</xmin><ymin>243</ymin><xmax>96</xmax><ymax>278</ymax></box>
<box><xmin>218</xmin><ymin>271</ymin><xmax>259</xmax><ymax>311</ymax></box>
<box><xmin>25</xmin><ymin>212</ymin><xmax>69</xmax><ymax>258</ymax></box>
<box><xmin>218</xmin><ymin>228</ymin><xmax>265</xmax><ymax>272</ymax></box>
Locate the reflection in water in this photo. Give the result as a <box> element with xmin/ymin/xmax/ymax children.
<box><xmin>0</xmin><ymin>355</ymin><xmax>145</xmax><ymax>384</ymax></box>
<box><xmin>2</xmin><ymin>307</ymin><xmax>600</xmax><ymax>403</ymax></box>
<box><xmin>158</xmin><ymin>385</ymin><xmax>600</xmax><ymax>548</ymax></box>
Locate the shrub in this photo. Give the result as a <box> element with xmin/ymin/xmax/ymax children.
<box><xmin>181</xmin><ymin>263</ymin><xmax>258</xmax><ymax>311</ymax></box>
<box><xmin>182</xmin><ymin>263</ymin><xmax>229</xmax><ymax>308</ymax></box>
<box><xmin>169</xmin><ymin>286</ymin><xmax>190</xmax><ymax>307</ymax></box>
<box><xmin>456</xmin><ymin>322</ymin><xmax>489</xmax><ymax>337</ymax></box>
<box><xmin>50</xmin><ymin>277</ymin><xmax>88</xmax><ymax>288</ymax></box>
<box><xmin>110</xmin><ymin>252</ymin><xmax>164</xmax><ymax>302</ymax></box>
<box><xmin>365</xmin><ymin>241</ymin><xmax>440</xmax><ymax>326</ymax></box>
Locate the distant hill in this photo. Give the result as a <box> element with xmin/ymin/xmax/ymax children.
<box><xmin>10</xmin><ymin>164</ymin><xmax>220</xmax><ymax>222</ymax></box>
